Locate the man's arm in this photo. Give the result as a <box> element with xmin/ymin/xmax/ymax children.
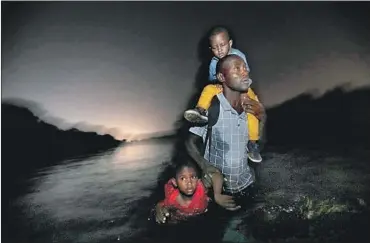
<box><xmin>185</xmin><ymin>133</ymin><xmax>239</xmax><ymax>210</ymax></box>
<box><xmin>185</xmin><ymin>133</ymin><xmax>219</xmax><ymax>177</ymax></box>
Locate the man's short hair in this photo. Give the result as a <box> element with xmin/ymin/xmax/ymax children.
<box><xmin>216</xmin><ymin>54</ymin><xmax>240</xmax><ymax>75</ymax></box>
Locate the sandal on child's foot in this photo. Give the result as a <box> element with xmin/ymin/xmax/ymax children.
<box><xmin>247</xmin><ymin>141</ymin><xmax>262</xmax><ymax>163</ymax></box>
<box><xmin>184</xmin><ymin>108</ymin><xmax>208</xmax><ymax>124</ymax></box>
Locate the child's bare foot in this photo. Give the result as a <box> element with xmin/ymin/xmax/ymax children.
<box><xmin>184</xmin><ymin>107</ymin><xmax>208</xmax><ymax>124</ymax></box>
<box><xmin>247</xmin><ymin>141</ymin><xmax>262</xmax><ymax>163</ymax></box>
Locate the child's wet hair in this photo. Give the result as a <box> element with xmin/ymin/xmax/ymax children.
<box><xmin>174</xmin><ymin>160</ymin><xmax>201</xmax><ymax>179</ymax></box>
<box><xmin>208</xmin><ymin>26</ymin><xmax>231</xmax><ymax>41</ymax></box>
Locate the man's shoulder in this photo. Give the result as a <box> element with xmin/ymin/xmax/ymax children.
<box><xmin>215</xmin><ymin>93</ymin><xmax>228</xmax><ymax>108</ymax></box>
<box><xmin>215</xmin><ymin>92</ymin><xmax>224</xmax><ymax>99</ymax></box>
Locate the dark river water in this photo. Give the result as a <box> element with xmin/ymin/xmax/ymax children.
<box><xmin>4</xmin><ymin>139</ymin><xmax>370</xmax><ymax>243</ymax></box>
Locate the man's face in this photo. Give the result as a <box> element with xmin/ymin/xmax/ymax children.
<box><xmin>175</xmin><ymin>167</ymin><xmax>199</xmax><ymax>197</ymax></box>
<box><xmin>209</xmin><ymin>32</ymin><xmax>232</xmax><ymax>59</ymax></box>
<box><xmin>219</xmin><ymin>57</ymin><xmax>251</xmax><ymax>92</ymax></box>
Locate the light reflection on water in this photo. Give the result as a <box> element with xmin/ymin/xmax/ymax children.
<box><xmin>17</xmin><ymin>140</ymin><xmax>173</xmax><ymax>243</ymax></box>
<box><xmin>13</xmin><ymin>141</ymin><xmax>370</xmax><ymax>243</ymax></box>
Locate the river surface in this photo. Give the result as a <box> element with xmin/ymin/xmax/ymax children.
<box><xmin>4</xmin><ymin>139</ymin><xmax>370</xmax><ymax>243</ymax></box>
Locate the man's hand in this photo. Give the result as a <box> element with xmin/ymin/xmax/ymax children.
<box><xmin>202</xmin><ymin>173</ymin><xmax>213</xmax><ymax>189</ymax></box>
<box><xmin>155</xmin><ymin>203</ymin><xmax>170</xmax><ymax>224</ymax></box>
<box><xmin>214</xmin><ymin>193</ymin><xmax>241</xmax><ymax>211</ymax></box>
<box><xmin>241</xmin><ymin>95</ymin><xmax>266</xmax><ymax>121</ymax></box>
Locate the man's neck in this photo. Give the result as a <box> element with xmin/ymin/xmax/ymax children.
<box><xmin>223</xmin><ymin>87</ymin><xmax>244</xmax><ymax>114</ymax></box>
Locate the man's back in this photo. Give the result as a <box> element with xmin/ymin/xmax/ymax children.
<box><xmin>189</xmin><ymin>93</ymin><xmax>254</xmax><ymax>193</ymax></box>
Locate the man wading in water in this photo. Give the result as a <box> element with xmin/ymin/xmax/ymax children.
<box><xmin>156</xmin><ymin>54</ymin><xmax>266</xmax><ymax>240</ymax></box>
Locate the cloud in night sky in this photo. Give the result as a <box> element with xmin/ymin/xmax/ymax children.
<box><xmin>2</xmin><ymin>2</ymin><xmax>370</xmax><ymax>140</ymax></box>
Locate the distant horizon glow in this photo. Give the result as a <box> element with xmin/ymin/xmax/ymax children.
<box><xmin>2</xmin><ymin>2</ymin><xmax>370</xmax><ymax>140</ymax></box>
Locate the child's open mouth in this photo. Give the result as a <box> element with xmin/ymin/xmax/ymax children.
<box><xmin>218</xmin><ymin>53</ymin><xmax>226</xmax><ymax>58</ymax></box>
<box><xmin>186</xmin><ymin>188</ymin><xmax>195</xmax><ymax>194</ymax></box>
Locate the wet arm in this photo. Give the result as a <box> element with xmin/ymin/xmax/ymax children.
<box><xmin>186</xmin><ymin>133</ymin><xmax>238</xmax><ymax>210</ymax></box>
<box><xmin>185</xmin><ymin>133</ymin><xmax>219</xmax><ymax>175</ymax></box>
<box><xmin>210</xmin><ymin>170</ymin><xmax>223</xmax><ymax>196</ymax></box>
<box><xmin>185</xmin><ymin>134</ymin><xmax>224</xmax><ymax>193</ymax></box>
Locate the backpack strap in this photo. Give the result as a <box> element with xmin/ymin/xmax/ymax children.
<box><xmin>202</xmin><ymin>95</ymin><xmax>220</xmax><ymax>156</ymax></box>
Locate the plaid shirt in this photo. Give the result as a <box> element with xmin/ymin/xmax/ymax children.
<box><xmin>189</xmin><ymin>93</ymin><xmax>254</xmax><ymax>193</ymax></box>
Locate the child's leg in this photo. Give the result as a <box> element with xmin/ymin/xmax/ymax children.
<box><xmin>245</xmin><ymin>88</ymin><xmax>262</xmax><ymax>163</ymax></box>
<box><xmin>197</xmin><ymin>84</ymin><xmax>223</xmax><ymax>110</ymax></box>
<box><xmin>247</xmin><ymin>113</ymin><xmax>259</xmax><ymax>141</ymax></box>
<box><xmin>246</xmin><ymin>88</ymin><xmax>260</xmax><ymax>141</ymax></box>
<box><xmin>184</xmin><ymin>84</ymin><xmax>222</xmax><ymax>124</ymax></box>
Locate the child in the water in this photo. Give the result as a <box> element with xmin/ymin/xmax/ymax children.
<box><xmin>154</xmin><ymin>161</ymin><xmax>209</xmax><ymax>224</ymax></box>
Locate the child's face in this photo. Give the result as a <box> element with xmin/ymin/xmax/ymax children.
<box><xmin>175</xmin><ymin>166</ymin><xmax>199</xmax><ymax>197</ymax></box>
<box><xmin>209</xmin><ymin>32</ymin><xmax>232</xmax><ymax>59</ymax></box>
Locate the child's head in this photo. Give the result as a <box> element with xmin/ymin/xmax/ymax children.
<box><xmin>208</xmin><ymin>26</ymin><xmax>233</xmax><ymax>59</ymax></box>
<box><xmin>171</xmin><ymin>161</ymin><xmax>200</xmax><ymax>197</ymax></box>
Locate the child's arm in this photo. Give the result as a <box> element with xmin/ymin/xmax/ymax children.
<box><xmin>154</xmin><ymin>181</ymin><xmax>174</xmax><ymax>224</ymax></box>
<box><xmin>154</xmin><ymin>201</ymin><xmax>169</xmax><ymax>224</ymax></box>
<box><xmin>237</xmin><ymin>50</ymin><xmax>250</xmax><ymax>72</ymax></box>
<box><xmin>208</xmin><ymin>60</ymin><xmax>218</xmax><ymax>82</ymax></box>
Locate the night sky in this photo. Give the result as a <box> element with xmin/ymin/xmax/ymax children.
<box><xmin>2</xmin><ymin>2</ymin><xmax>370</xmax><ymax>140</ymax></box>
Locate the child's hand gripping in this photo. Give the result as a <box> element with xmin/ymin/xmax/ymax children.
<box><xmin>155</xmin><ymin>203</ymin><xmax>170</xmax><ymax>224</ymax></box>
